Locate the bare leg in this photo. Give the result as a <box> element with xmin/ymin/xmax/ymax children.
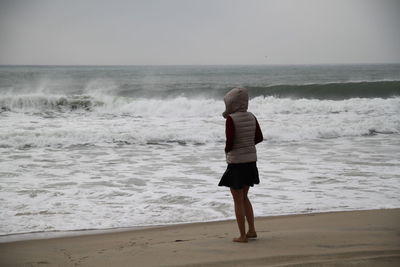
<box><xmin>243</xmin><ymin>186</ymin><xmax>257</xmax><ymax>238</ymax></box>
<box><xmin>230</xmin><ymin>188</ymin><xmax>248</xmax><ymax>242</ymax></box>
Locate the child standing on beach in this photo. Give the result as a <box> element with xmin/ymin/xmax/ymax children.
<box><xmin>218</xmin><ymin>87</ymin><xmax>263</xmax><ymax>243</ymax></box>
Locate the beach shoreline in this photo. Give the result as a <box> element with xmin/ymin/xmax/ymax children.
<box><xmin>0</xmin><ymin>208</ymin><xmax>393</xmax><ymax>243</ymax></box>
<box><xmin>1</xmin><ymin>208</ymin><xmax>399</xmax><ymax>266</ymax></box>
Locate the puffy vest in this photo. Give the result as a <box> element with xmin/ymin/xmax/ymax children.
<box><xmin>226</xmin><ymin>111</ymin><xmax>257</xmax><ymax>164</ymax></box>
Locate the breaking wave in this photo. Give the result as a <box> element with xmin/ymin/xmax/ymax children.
<box><xmin>1</xmin><ymin>79</ymin><xmax>400</xmax><ymax>113</ymax></box>
<box><xmin>1</xmin><ymin>94</ymin><xmax>399</xmax><ymax>149</ymax></box>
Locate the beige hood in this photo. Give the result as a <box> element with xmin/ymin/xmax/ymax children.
<box><xmin>222</xmin><ymin>87</ymin><xmax>249</xmax><ymax>118</ymax></box>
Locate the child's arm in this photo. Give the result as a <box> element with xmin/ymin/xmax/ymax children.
<box><xmin>254</xmin><ymin>118</ymin><xmax>263</xmax><ymax>144</ymax></box>
<box><xmin>225</xmin><ymin>116</ymin><xmax>235</xmax><ymax>153</ymax></box>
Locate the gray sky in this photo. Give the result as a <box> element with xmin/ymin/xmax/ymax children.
<box><xmin>0</xmin><ymin>0</ymin><xmax>399</xmax><ymax>65</ymax></box>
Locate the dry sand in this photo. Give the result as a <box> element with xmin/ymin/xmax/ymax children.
<box><xmin>1</xmin><ymin>209</ymin><xmax>399</xmax><ymax>266</ymax></box>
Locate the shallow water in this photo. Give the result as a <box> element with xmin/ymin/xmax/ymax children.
<box><xmin>1</xmin><ymin>131</ymin><xmax>399</xmax><ymax>236</ymax></box>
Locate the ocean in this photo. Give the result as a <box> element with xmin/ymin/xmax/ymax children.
<box><xmin>0</xmin><ymin>64</ymin><xmax>399</xmax><ymax>239</ymax></box>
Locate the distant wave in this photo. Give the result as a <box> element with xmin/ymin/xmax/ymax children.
<box><xmin>1</xmin><ymin>64</ymin><xmax>400</xmax><ymax>101</ymax></box>
<box><xmin>1</xmin><ymin>81</ymin><xmax>400</xmax><ymax>113</ymax></box>
<box><xmin>246</xmin><ymin>81</ymin><xmax>400</xmax><ymax>100</ymax></box>
<box><xmin>109</xmin><ymin>80</ymin><xmax>400</xmax><ymax>100</ymax></box>
<box><xmin>2</xmin><ymin>89</ymin><xmax>400</xmax><ymax>114</ymax></box>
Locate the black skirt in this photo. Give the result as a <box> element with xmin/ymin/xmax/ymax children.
<box><xmin>218</xmin><ymin>162</ymin><xmax>260</xmax><ymax>189</ymax></box>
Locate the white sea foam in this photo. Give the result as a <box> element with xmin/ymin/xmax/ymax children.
<box><xmin>1</xmin><ymin>134</ymin><xmax>399</xmax><ymax>238</ymax></box>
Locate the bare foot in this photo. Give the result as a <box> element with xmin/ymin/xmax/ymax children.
<box><xmin>246</xmin><ymin>231</ymin><xmax>257</xmax><ymax>239</ymax></box>
<box><xmin>233</xmin><ymin>236</ymin><xmax>248</xmax><ymax>243</ymax></box>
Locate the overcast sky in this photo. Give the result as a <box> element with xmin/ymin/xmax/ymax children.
<box><xmin>0</xmin><ymin>0</ymin><xmax>399</xmax><ymax>65</ymax></box>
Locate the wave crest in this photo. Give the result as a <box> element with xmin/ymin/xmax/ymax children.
<box><xmin>247</xmin><ymin>81</ymin><xmax>400</xmax><ymax>100</ymax></box>
<box><xmin>0</xmin><ymin>95</ymin><xmax>104</xmax><ymax>112</ymax></box>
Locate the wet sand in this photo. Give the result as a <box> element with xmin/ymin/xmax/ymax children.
<box><xmin>1</xmin><ymin>209</ymin><xmax>399</xmax><ymax>266</ymax></box>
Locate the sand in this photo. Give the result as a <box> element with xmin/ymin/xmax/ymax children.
<box><xmin>1</xmin><ymin>209</ymin><xmax>399</xmax><ymax>266</ymax></box>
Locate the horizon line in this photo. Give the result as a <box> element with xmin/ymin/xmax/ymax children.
<box><xmin>1</xmin><ymin>62</ymin><xmax>399</xmax><ymax>67</ymax></box>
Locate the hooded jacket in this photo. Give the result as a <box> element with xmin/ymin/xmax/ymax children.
<box><xmin>223</xmin><ymin>88</ymin><xmax>262</xmax><ymax>164</ymax></box>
